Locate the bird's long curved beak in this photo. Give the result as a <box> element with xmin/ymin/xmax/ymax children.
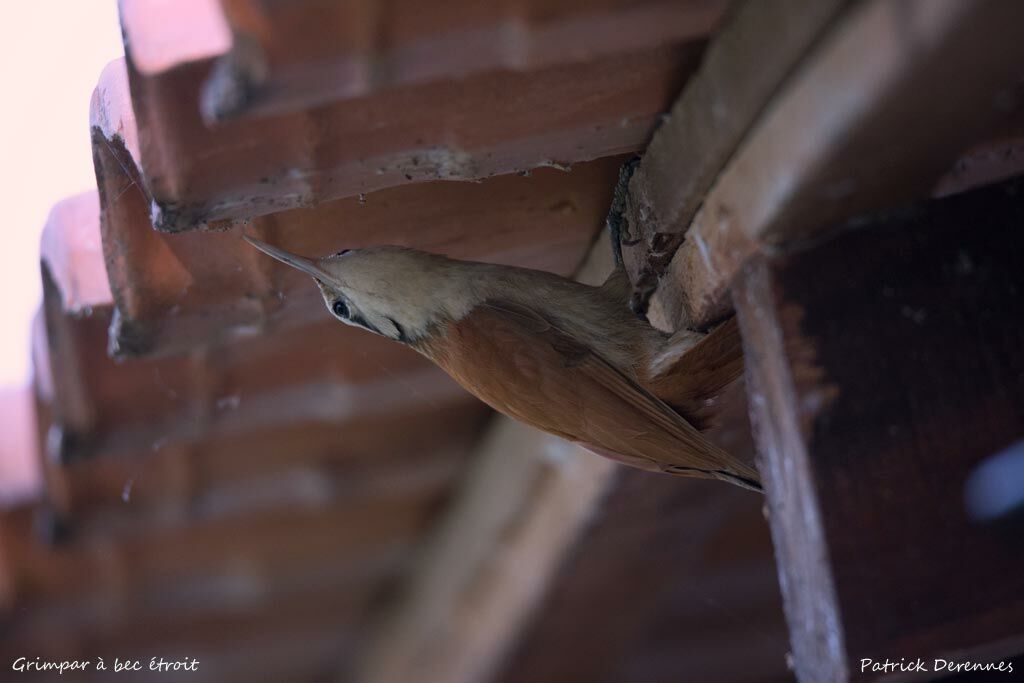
<box><xmin>243</xmin><ymin>235</ymin><xmax>334</xmax><ymax>282</ymax></box>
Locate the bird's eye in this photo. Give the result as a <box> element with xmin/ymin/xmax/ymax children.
<box><xmin>332</xmin><ymin>300</ymin><xmax>349</xmax><ymax>318</ymax></box>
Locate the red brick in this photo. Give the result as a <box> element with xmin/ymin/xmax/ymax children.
<box><xmin>93</xmin><ymin>63</ymin><xmax>635</xmax><ymax>355</ymax></box>
<box><xmin>0</xmin><ymin>494</ymin><xmax>428</xmax><ymax>669</ymax></box>
<box><xmin>0</xmin><ymin>493</ymin><xmax>428</xmax><ymax>607</ymax></box>
<box><xmin>37</xmin><ymin>397</ymin><xmax>481</xmax><ymax>524</ymax></box>
<box><xmin>2</xmin><ymin>584</ymin><xmax>372</xmax><ymax>680</ymax></box>
<box><xmin>203</xmin><ymin>0</ymin><xmax>726</xmax><ymax>120</ymax></box>
<box><xmin>38</xmin><ymin>193</ymin><xmax>112</xmax><ymax>314</ymax></box>
<box><xmin>110</xmin><ymin>3</ymin><xmax>706</xmax><ymax>231</ymax></box>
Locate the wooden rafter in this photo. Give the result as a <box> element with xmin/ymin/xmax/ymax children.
<box><xmin>623</xmin><ymin>0</ymin><xmax>1024</xmax><ymax>330</ymax></box>
<box><xmin>621</xmin><ymin>0</ymin><xmax>853</xmax><ymax>328</ymax></box>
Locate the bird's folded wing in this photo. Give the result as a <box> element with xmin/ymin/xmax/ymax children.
<box><xmin>428</xmin><ymin>300</ymin><xmax>760</xmax><ymax>490</ymax></box>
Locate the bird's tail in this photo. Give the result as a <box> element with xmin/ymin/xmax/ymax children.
<box><xmin>644</xmin><ymin>317</ymin><xmax>746</xmax><ymax>430</ymax></box>
<box><xmin>644</xmin><ymin>317</ymin><xmax>763</xmax><ymax>492</ymax></box>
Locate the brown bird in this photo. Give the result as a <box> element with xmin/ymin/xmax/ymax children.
<box><xmin>243</xmin><ymin>235</ymin><xmax>760</xmax><ymax>491</ymax></box>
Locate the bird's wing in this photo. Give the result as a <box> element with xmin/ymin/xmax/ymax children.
<box><xmin>419</xmin><ymin>301</ymin><xmax>761</xmax><ymax>490</ymax></box>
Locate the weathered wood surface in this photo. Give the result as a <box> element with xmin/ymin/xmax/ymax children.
<box><xmin>621</xmin><ymin>0</ymin><xmax>852</xmax><ymax>326</ymax></box>
<box><xmin>496</xmin><ymin>469</ymin><xmax>789</xmax><ymax>683</ymax></box>
<box><xmin>735</xmin><ymin>178</ymin><xmax>1024</xmax><ymax>682</ymax></box>
<box><xmin>625</xmin><ymin>0</ymin><xmax>1024</xmax><ymax>331</ymax></box>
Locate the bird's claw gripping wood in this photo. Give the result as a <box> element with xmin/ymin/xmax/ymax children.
<box><xmin>606</xmin><ymin>156</ymin><xmax>642</xmax><ymax>272</ymax></box>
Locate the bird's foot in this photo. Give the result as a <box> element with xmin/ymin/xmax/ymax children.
<box><xmin>605</xmin><ymin>156</ymin><xmax>642</xmax><ymax>269</ymax></box>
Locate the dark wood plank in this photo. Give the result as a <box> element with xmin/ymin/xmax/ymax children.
<box><xmin>734</xmin><ymin>177</ymin><xmax>1024</xmax><ymax>681</ymax></box>
<box><xmin>496</xmin><ymin>469</ymin><xmax>791</xmax><ymax>683</ymax></box>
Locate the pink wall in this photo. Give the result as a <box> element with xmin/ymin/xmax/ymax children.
<box><xmin>0</xmin><ymin>1</ymin><xmax>122</xmax><ymax>389</ymax></box>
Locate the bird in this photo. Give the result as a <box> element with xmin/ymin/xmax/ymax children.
<box><xmin>242</xmin><ymin>234</ymin><xmax>761</xmax><ymax>491</ymax></box>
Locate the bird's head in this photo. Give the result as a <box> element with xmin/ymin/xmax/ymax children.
<box><xmin>244</xmin><ymin>236</ymin><xmax>475</xmax><ymax>343</ymax></box>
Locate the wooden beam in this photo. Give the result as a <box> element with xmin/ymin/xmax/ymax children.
<box><xmin>493</xmin><ymin>469</ymin><xmax>787</xmax><ymax>683</ymax></box>
<box><xmin>734</xmin><ymin>178</ymin><xmax>1024</xmax><ymax>682</ymax></box>
<box><xmin>734</xmin><ymin>258</ymin><xmax>844</xmax><ymax>683</ymax></box>
<box><xmin>626</xmin><ymin>0</ymin><xmax>1024</xmax><ymax>330</ymax></box>
<box><xmin>621</xmin><ymin>0</ymin><xmax>853</xmax><ymax>328</ymax></box>
<box><xmin>351</xmin><ymin>237</ymin><xmax>620</xmax><ymax>683</ymax></box>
